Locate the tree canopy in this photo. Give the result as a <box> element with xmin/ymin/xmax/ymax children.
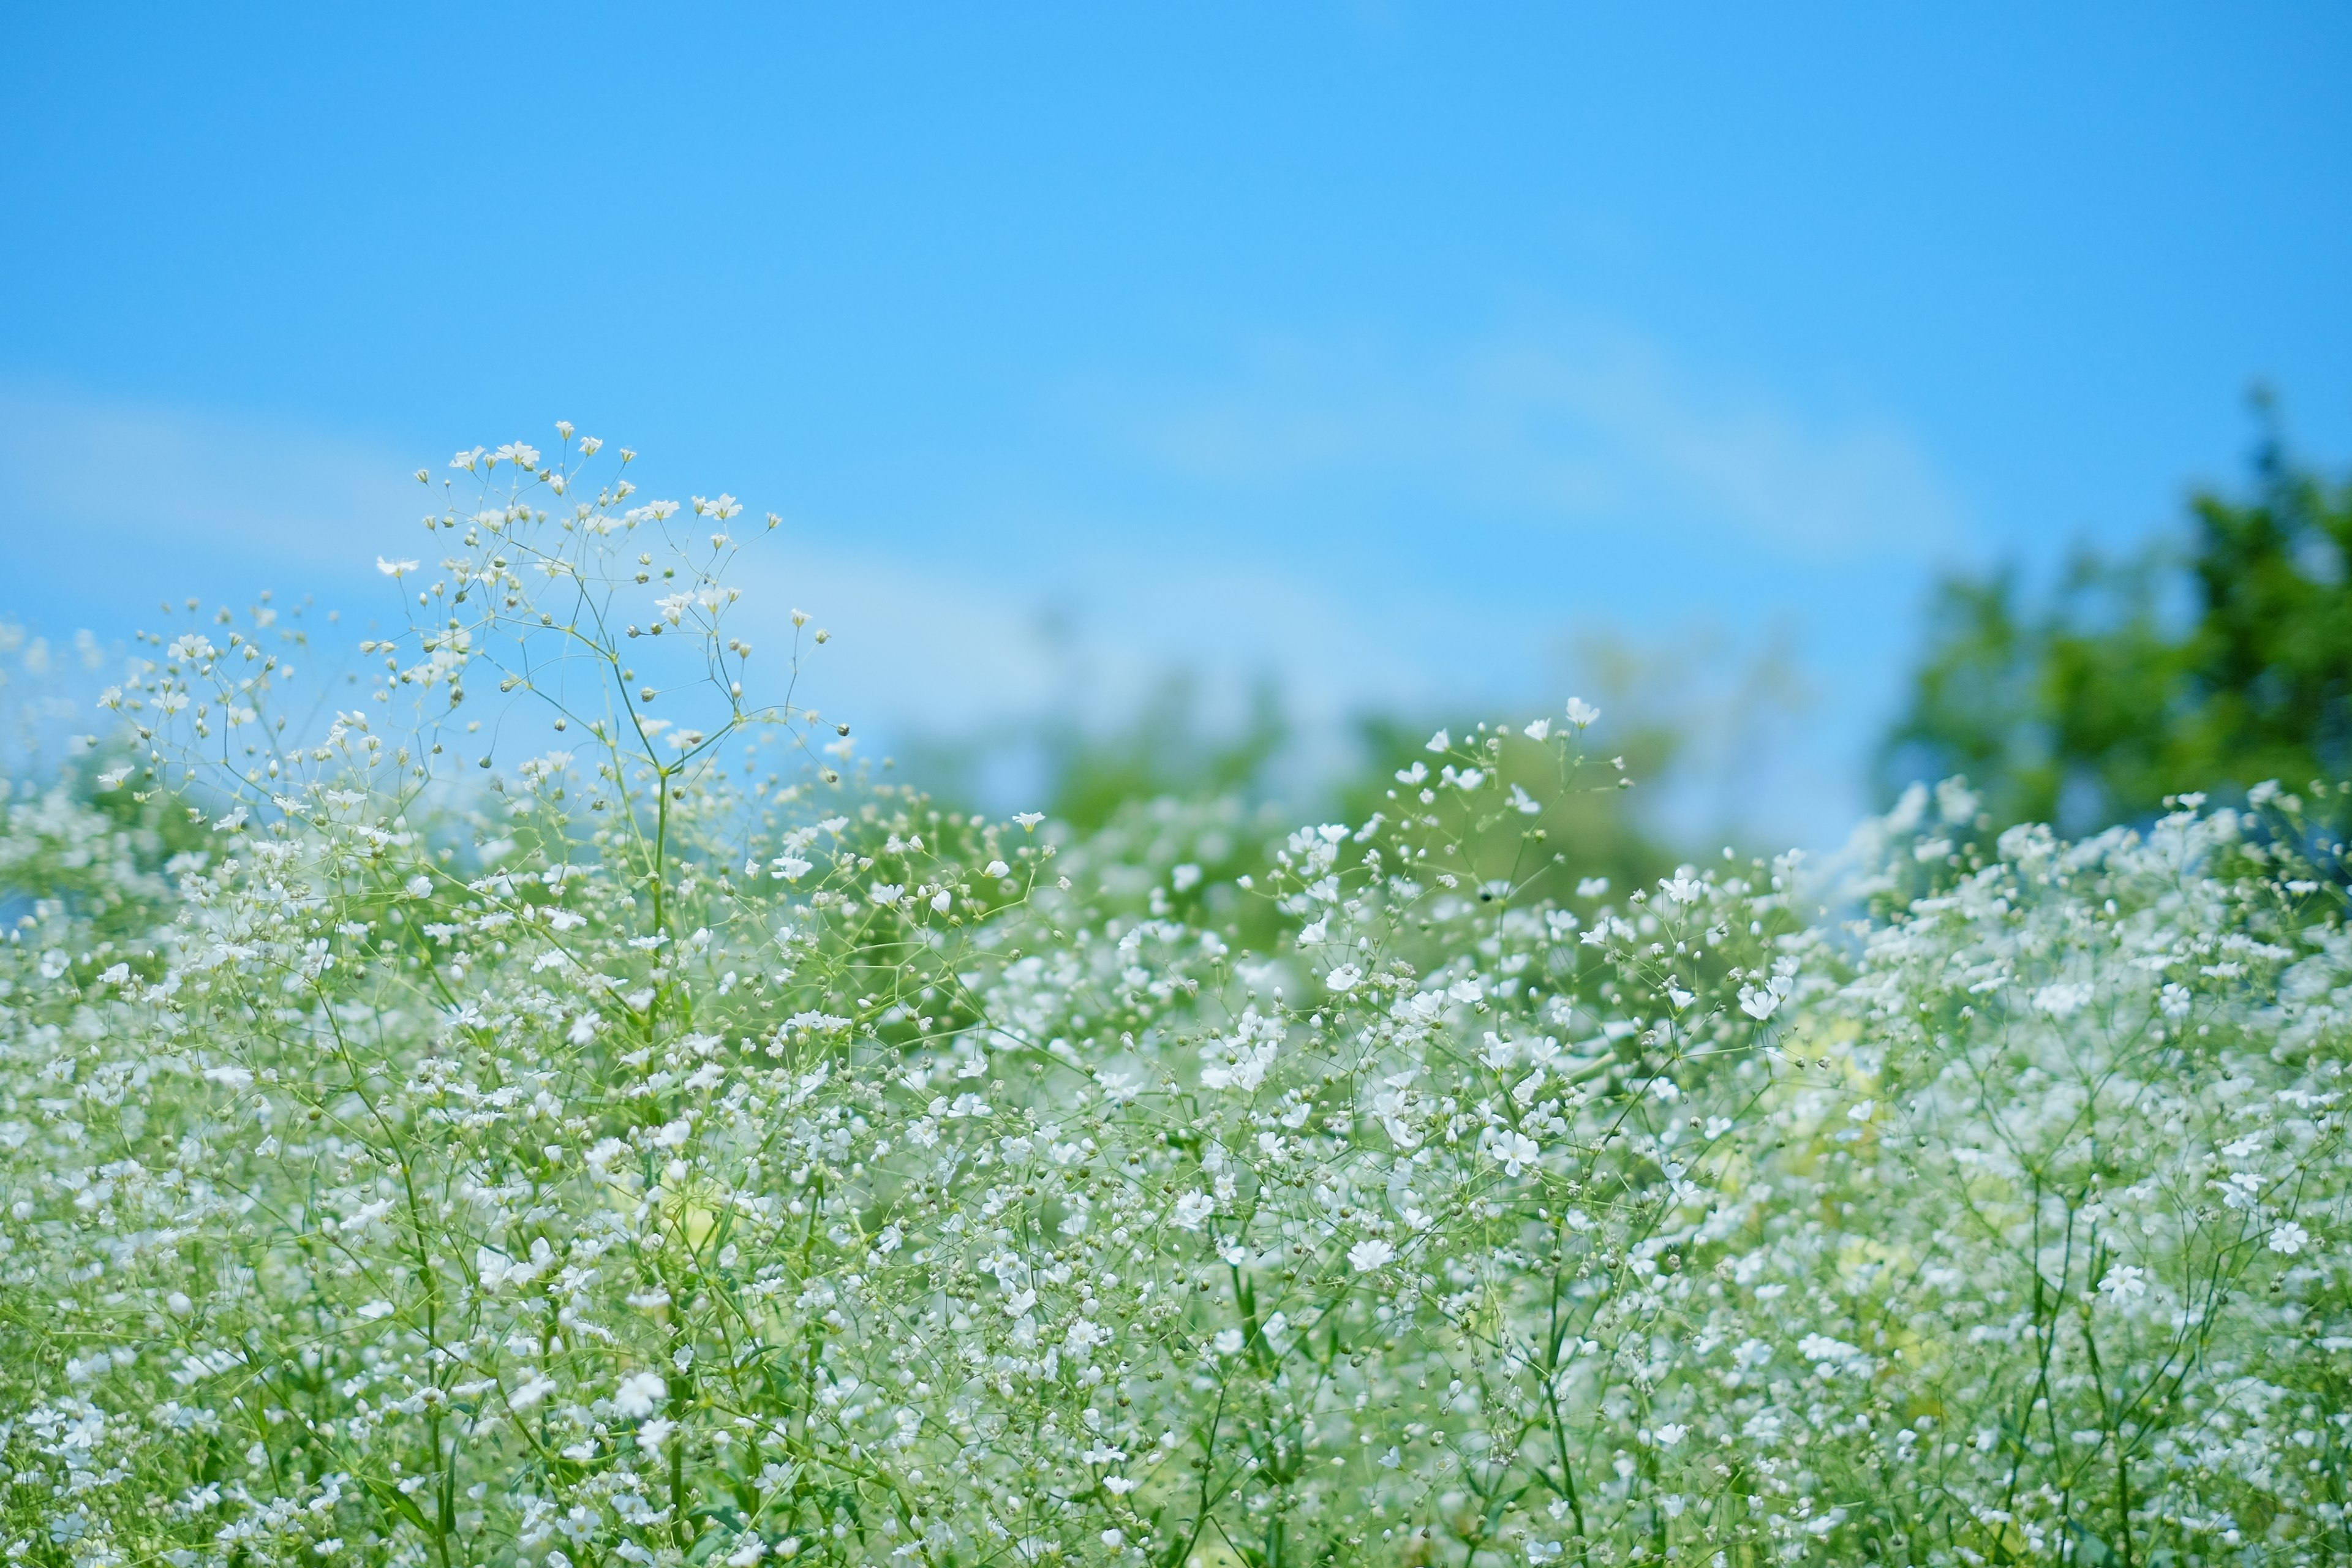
<box><xmin>1884</xmin><ymin>405</ymin><xmax>2352</xmax><ymax>832</ymax></box>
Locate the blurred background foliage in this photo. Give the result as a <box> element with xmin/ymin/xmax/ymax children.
<box><xmin>1882</xmin><ymin>399</ymin><xmax>2352</xmax><ymax>835</ymax></box>
<box><xmin>901</xmin><ymin>643</ymin><xmax>1702</xmax><ymax>913</ymax></box>
<box><xmin>895</xmin><ymin>398</ymin><xmax>2352</xmax><ymax>881</ymax></box>
<box><xmin>4</xmin><ymin>399</ymin><xmax>2349</xmax><ymax>888</ymax></box>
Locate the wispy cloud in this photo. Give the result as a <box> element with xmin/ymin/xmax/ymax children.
<box><xmin>1091</xmin><ymin>317</ymin><xmax>1967</xmax><ymax>560</ymax></box>
<box><xmin>0</xmin><ymin>382</ymin><xmax>419</xmax><ymax>581</ymax></box>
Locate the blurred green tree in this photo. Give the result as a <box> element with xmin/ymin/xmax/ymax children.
<box><xmin>1335</xmin><ymin>707</ymin><xmax>1678</xmax><ymax>907</ymax></box>
<box><xmin>1882</xmin><ymin>401</ymin><xmax>2352</xmax><ymax>831</ymax></box>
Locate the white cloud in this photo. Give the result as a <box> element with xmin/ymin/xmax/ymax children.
<box><xmin>1090</xmin><ymin>317</ymin><xmax>1967</xmax><ymax>559</ymax></box>
<box><xmin>0</xmin><ymin>380</ymin><xmax>419</xmax><ymax>578</ymax></box>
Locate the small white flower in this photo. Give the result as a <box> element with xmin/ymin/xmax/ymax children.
<box><xmin>1325</xmin><ymin>964</ymin><xmax>1362</xmax><ymax>992</ymax></box>
<box><xmin>1014</xmin><ymin>812</ymin><xmax>1044</xmax><ymax>829</ymax></box>
<box><xmin>1425</xmin><ymin>728</ymin><xmax>1450</xmax><ymax>752</ymax></box>
<box><xmin>1212</xmin><ymin>1328</ymin><xmax>1245</xmax><ymax>1356</ymax></box>
<box><xmin>1488</xmin><ymin>1130</ymin><xmax>1541</xmax><ymax>1177</ymax></box>
<box><xmin>1171</xmin><ymin>1192</ymin><xmax>1215</xmax><ymax>1231</ymax></box>
<box><xmin>986</xmin><ymin>859</ymin><xmax>1010</xmax><ymax>878</ymax></box>
<box><xmin>614</xmin><ymin>1371</ymin><xmax>667</xmax><ymax>1418</ymax></box>
<box><xmin>1564</xmin><ymin>697</ymin><xmax>1600</xmax><ymax>726</ymax></box>
<box><xmin>1348</xmin><ymin>1238</ymin><xmax>1396</xmax><ymax>1272</ymax></box>
<box><xmin>2098</xmin><ymin>1265</ymin><xmax>2148</xmax><ymax>1302</ymax></box>
<box><xmin>377</xmin><ymin>557</ymin><xmax>420</xmax><ymax>578</ymax></box>
<box><xmin>2269</xmin><ymin>1221</ymin><xmax>2310</xmax><ymax>1255</ymax></box>
<box><xmin>1522</xmin><ymin>718</ymin><xmax>1552</xmax><ymax>741</ymax></box>
<box><xmin>2035</xmin><ymin>981</ymin><xmax>2094</xmax><ymax>1019</ymax></box>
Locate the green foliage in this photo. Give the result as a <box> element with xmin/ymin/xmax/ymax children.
<box><xmin>1883</xmin><ymin>406</ymin><xmax>2352</xmax><ymax>832</ymax></box>
<box><xmin>1336</xmin><ymin>711</ymin><xmax>1677</xmax><ymax>914</ymax></box>
<box><xmin>1045</xmin><ymin>679</ymin><xmax>1291</xmax><ymax>836</ymax></box>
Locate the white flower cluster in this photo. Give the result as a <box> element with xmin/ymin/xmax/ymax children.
<box><xmin>2</xmin><ymin>435</ymin><xmax>2346</xmax><ymax>1566</ymax></box>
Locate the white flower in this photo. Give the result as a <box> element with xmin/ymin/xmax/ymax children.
<box><xmin>1212</xmin><ymin>1329</ymin><xmax>1244</xmax><ymax>1356</ymax></box>
<box><xmin>1171</xmin><ymin>862</ymin><xmax>1202</xmax><ymax>892</ymax></box>
<box><xmin>614</xmin><ymin>1371</ymin><xmax>667</xmax><ymax>1418</ymax></box>
<box><xmin>985</xmin><ymin>859</ymin><xmax>1010</xmax><ymax>878</ymax></box>
<box><xmin>1325</xmin><ymin>964</ymin><xmax>1362</xmax><ymax>992</ymax></box>
<box><xmin>508</xmin><ymin>1371</ymin><xmax>557</xmax><ymax>1410</ymax></box>
<box><xmin>1348</xmin><ymin>1238</ymin><xmax>1396</xmax><ymax>1272</ymax></box>
<box><xmin>2269</xmin><ymin>1221</ymin><xmax>2310</xmax><ymax>1255</ymax></box>
<box><xmin>1522</xmin><ymin>718</ymin><xmax>1552</xmax><ymax>741</ymax></box>
<box><xmin>377</xmin><ymin>557</ymin><xmax>420</xmax><ymax>578</ymax></box>
<box><xmin>1564</xmin><ymin>697</ymin><xmax>1600</xmax><ymax>726</ymax></box>
<box><xmin>1488</xmin><ymin>1130</ymin><xmax>1541</xmax><ymax>1177</ymax></box>
<box><xmin>1170</xmin><ymin>1192</ymin><xmax>1214</xmax><ymax>1231</ymax></box>
<box><xmin>1014</xmin><ymin>812</ymin><xmax>1044</xmax><ymax>829</ymax></box>
<box><xmin>2035</xmin><ymin>981</ymin><xmax>2094</xmax><ymax>1019</ymax></box>
<box><xmin>2098</xmin><ymin>1265</ymin><xmax>2147</xmax><ymax>1301</ymax></box>
<box><xmin>1425</xmin><ymin>728</ymin><xmax>1450</xmax><ymax>752</ymax></box>
<box><xmin>1200</xmin><ymin>1041</ymin><xmax>1278</xmax><ymax>1093</ymax></box>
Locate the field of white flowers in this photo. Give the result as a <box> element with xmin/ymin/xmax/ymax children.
<box><xmin>2</xmin><ymin>435</ymin><xmax>2346</xmax><ymax>1568</ymax></box>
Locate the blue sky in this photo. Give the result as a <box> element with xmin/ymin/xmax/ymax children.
<box><xmin>3</xmin><ymin>3</ymin><xmax>2348</xmax><ymax>843</ymax></box>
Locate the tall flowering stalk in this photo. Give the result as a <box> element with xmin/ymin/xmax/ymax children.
<box><xmin>0</xmin><ymin>434</ymin><xmax>2343</xmax><ymax>1568</ymax></box>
